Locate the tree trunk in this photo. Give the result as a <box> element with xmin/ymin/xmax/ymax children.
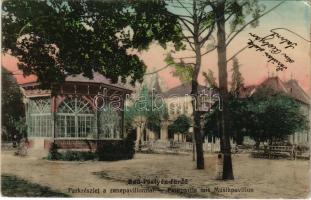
<box><xmin>190</xmin><ymin>0</ymin><xmax>204</xmax><ymax>169</ymax></box>
<box><xmin>192</xmin><ymin>80</ymin><xmax>204</xmax><ymax>169</ymax></box>
<box><xmin>191</xmin><ymin>47</ymin><xmax>204</xmax><ymax>169</ymax></box>
<box><xmin>192</xmin><ymin>132</ymin><xmax>196</xmax><ymax>161</ymax></box>
<box><xmin>215</xmin><ymin>0</ymin><xmax>234</xmax><ymax>180</ymax></box>
<box><xmin>255</xmin><ymin>140</ymin><xmax>260</xmax><ymax>149</ymax></box>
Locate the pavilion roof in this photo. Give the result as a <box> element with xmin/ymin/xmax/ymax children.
<box><xmin>19</xmin><ymin>72</ymin><xmax>132</xmax><ymax>92</ymax></box>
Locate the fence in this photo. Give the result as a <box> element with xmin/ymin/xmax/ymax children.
<box><xmin>140</xmin><ymin>139</ymin><xmax>221</xmax><ymax>153</ymax></box>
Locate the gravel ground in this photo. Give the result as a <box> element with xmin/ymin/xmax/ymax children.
<box><xmin>1</xmin><ymin>150</ymin><xmax>310</xmax><ymax>198</ymax></box>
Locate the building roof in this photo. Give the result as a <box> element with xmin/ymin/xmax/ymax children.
<box><xmin>20</xmin><ymin>72</ymin><xmax>131</xmax><ymax>92</ymax></box>
<box><xmin>285</xmin><ymin>79</ymin><xmax>310</xmax><ymax>105</ymax></box>
<box><xmin>239</xmin><ymin>85</ymin><xmax>256</xmax><ymax>98</ymax></box>
<box><xmin>259</xmin><ymin>76</ymin><xmax>289</xmax><ymax>93</ymax></box>
<box><xmin>161</xmin><ymin>83</ymin><xmax>212</xmax><ymax>98</ymax></box>
<box><xmin>239</xmin><ymin>76</ymin><xmax>310</xmax><ymax>105</ymax></box>
<box><xmin>65</xmin><ymin>72</ymin><xmax>112</xmax><ymax>83</ymax></box>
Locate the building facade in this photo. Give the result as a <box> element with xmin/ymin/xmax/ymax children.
<box><xmin>135</xmin><ymin>80</ymin><xmax>218</xmax><ymax>143</ymax></box>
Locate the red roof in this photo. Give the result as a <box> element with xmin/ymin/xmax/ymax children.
<box><xmin>240</xmin><ymin>76</ymin><xmax>310</xmax><ymax>105</ymax></box>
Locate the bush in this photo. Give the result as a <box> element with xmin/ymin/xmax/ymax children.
<box><xmin>96</xmin><ymin>131</ymin><xmax>136</xmax><ymax>161</ymax></box>
<box><xmin>47</xmin><ymin>149</ymin><xmax>96</xmax><ymax>161</ymax></box>
<box><xmin>47</xmin><ymin>142</ymin><xmax>62</xmax><ymax>160</ymax></box>
<box><xmin>14</xmin><ymin>138</ymin><xmax>28</xmax><ymax>157</ymax></box>
<box><xmin>62</xmin><ymin>151</ymin><xmax>78</xmax><ymax>161</ymax></box>
<box><xmin>124</xmin><ymin>130</ymin><xmax>136</xmax><ymax>159</ymax></box>
<box><xmin>61</xmin><ymin>151</ymin><xmax>95</xmax><ymax>161</ymax></box>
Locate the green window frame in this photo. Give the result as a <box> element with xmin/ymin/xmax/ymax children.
<box><xmin>28</xmin><ymin>98</ymin><xmax>52</xmax><ymax>137</ymax></box>
<box><xmin>56</xmin><ymin>97</ymin><xmax>95</xmax><ymax>138</ymax></box>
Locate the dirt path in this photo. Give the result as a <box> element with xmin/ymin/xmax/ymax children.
<box><xmin>1</xmin><ymin>151</ymin><xmax>310</xmax><ymax>198</ymax></box>
<box><xmin>89</xmin><ymin>152</ymin><xmax>310</xmax><ymax>198</ymax></box>
<box><xmin>1</xmin><ymin>151</ymin><xmax>180</xmax><ymax>197</ymax></box>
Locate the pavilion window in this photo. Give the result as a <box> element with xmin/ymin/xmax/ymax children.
<box><xmin>27</xmin><ymin>98</ymin><xmax>52</xmax><ymax>137</ymax></box>
<box><xmin>78</xmin><ymin>115</ymin><xmax>93</xmax><ymax>137</ymax></box>
<box><xmin>56</xmin><ymin>97</ymin><xmax>95</xmax><ymax>138</ymax></box>
<box><xmin>98</xmin><ymin>106</ymin><xmax>121</xmax><ymax>139</ymax></box>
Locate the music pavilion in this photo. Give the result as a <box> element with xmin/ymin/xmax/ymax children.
<box><xmin>20</xmin><ymin>72</ymin><xmax>132</xmax><ymax>154</ymax></box>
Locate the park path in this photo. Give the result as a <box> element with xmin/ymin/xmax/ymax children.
<box><xmin>2</xmin><ymin>150</ymin><xmax>310</xmax><ymax>198</ymax></box>
<box><xmin>1</xmin><ymin>151</ymin><xmax>180</xmax><ymax>198</ymax></box>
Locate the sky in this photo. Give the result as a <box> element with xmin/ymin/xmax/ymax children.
<box><xmin>2</xmin><ymin>0</ymin><xmax>311</xmax><ymax>93</ymax></box>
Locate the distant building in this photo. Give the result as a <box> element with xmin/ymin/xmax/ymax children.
<box><xmin>136</xmin><ymin>74</ymin><xmax>217</xmax><ymax>143</ymax></box>
<box><xmin>239</xmin><ymin>76</ymin><xmax>310</xmax><ymax>146</ymax></box>
<box><xmin>161</xmin><ymin>83</ymin><xmax>211</xmax><ymax>141</ymax></box>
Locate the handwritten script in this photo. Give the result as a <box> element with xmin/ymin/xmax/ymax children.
<box><xmin>247</xmin><ymin>29</ymin><xmax>297</xmax><ymax>71</ymax></box>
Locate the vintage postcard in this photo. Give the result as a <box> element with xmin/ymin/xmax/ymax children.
<box><xmin>1</xmin><ymin>0</ymin><xmax>310</xmax><ymax>199</ymax></box>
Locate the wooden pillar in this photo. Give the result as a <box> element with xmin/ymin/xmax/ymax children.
<box><xmin>146</xmin><ymin>129</ymin><xmax>155</xmax><ymax>141</ymax></box>
<box><xmin>96</xmin><ymin>109</ymin><xmax>99</xmax><ymax>140</ymax></box>
<box><xmin>137</xmin><ymin>126</ymin><xmax>141</xmax><ymax>140</ymax></box>
<box><xmin>121</xmin><ymin>96</ymin><xmax>125</xmax><ymax>139</ymax></box>
<box><xmin>24</xmin><ymin>97</ymin><xmax>30</xmax><ymax>138</ymax></box>
<box><xmin>136</xmin><ymin>125</ymin><xmax>142</xmax><ymax>149</ymax></box>
<box><xmin>51</xmin><ymin>96</ymin><xmax>57</xmax><ymax>140</ymax></box>
<box><xmin>160</xmin><ymin>121</ymin><xmax>169</xmax><ymax>141</ymax></box>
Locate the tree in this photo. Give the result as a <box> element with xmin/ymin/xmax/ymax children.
<box><xmin>2</xmin><ymin>0</ymin><xmax>184</xmax><ymax>88</ymax></box>
<box><xmin>205</xmin><ymin>87</ymin><xmax>309</xmax><ymax>150</ymax></box>
<box><xmin>203</xmin><ymin>69</ymin><xmax>217</xmax><ymax>88</ymax></box>
<box><xmin>1</xmin><ymin>67</ymin><xmax>25</xmax><ymax>141</ymax></box>
<box><xmin>168</xmin><ymin>114</ymin><xmax>192</xmax><ymax>141</ymax></box>
<box><xmin>245</xmin><ymin>87</ymin><xmax>308</xmax><ymax>146</ymax></box>
<box><xmin>159</xmin><ymin>0</ymin><xmax>222</xmax><ymax>169</ymax></box>
<box><xmin>230</xmin><ymin>57</ymin><xmax>244</xmax><ymax>96</ymax></box>
<box><xmin>204</xmin><ymin>95</ymin><xmax>247</xmax><ymax>145</ymax></box>
<box><xmin>229</xmin><ymin>57</ymin><xmax>245</xmax><ymax>144</ymax></box>
<box><xmin>208</xmin><ymin>0</ymin><xmax>286</xmax><ymax>180</ymax></box>
<box><xmin>124</xmin><ymin>85</ymin><xmax>168</xmax><ymax>143</ymax></box>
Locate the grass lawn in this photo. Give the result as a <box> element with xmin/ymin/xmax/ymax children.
<box><xmin>1</xmin><ymin>174</ymin><xmax>70</xmax><ymax>197</ymax></box>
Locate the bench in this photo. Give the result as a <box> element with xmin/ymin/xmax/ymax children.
<box><xmin>266</xmin><ymin>145</ymin><xmax>296</xmax><ymax>159</ymax></box>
